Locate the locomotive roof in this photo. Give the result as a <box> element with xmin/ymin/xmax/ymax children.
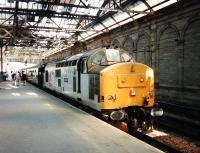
<box><xmin>66</xmin><ymin>53</ymin><xmax>84</xmax><ymax>61</ymax></box>
<box><xmin>66</xmin><ymin>48</ymin><xmax>105</xmax><ymax>61</ymax></box>
<box><xmin>54</xmin><ymin>47</ymin><xmax>129</xmax><ymax>64</ymax></box>
<box><xmin>55</xmin><ymin>59</ymin><xmax>66</xmax><ymax>63</ymax></box>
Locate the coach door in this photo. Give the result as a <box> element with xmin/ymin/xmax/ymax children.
<box><xmin>77</xmin><ymin>57</ymin><xmax>88</xmax><ymax>93</ymax></box>
<box><xmin>38</xmin><ymin>66</ymin><xmax>45</xmax><ymax>87</ymax></box>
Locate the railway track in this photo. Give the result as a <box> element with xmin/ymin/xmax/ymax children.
<box><xmin>135</xmin><ymin>134</ymin><xmax>182</xmax><ymax>153</ymax></box>
<box><xmin>156</xmin><ymin>101</ymin><xmax>200</xmax><ymax>139</ymax></box>
<box><xmin>33</xmin><ymin>84</ymin><xmax>183</xmax><ymax>153</ymax></box>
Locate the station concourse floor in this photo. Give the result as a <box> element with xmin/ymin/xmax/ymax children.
<box><xmin>0</xmin><ymin>81</ymin><xmax>163</xmax><ymax>153</ymax></box>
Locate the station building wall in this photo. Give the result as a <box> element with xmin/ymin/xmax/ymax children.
<box><xmin>85</xmin><ymin>0</ymin><xmax>200</xmax><ymax>109</ymax></box>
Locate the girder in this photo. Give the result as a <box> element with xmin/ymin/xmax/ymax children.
<box><xmin>0</xmin><ymin>7</ymin><xmax>97</xmax><ymax>20</ymax></box>
<box><xmin>0</xmin><ymin>0</ymin><xmax>175</xmax><ymax>57</ymax></box>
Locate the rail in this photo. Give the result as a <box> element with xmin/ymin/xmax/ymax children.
<box><xmin>156</xmin><ymin>100</ymin><xmax>200</xmax><ymax>139</ymax></box>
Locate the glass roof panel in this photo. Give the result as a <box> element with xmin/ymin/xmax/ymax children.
<box><xmin>20</xmin><ymin>2</ymin><xmax>28</xmax><ymax>9</ymax></box>
<box><xmin>128</xmin><ymin>1</ymin><xmax>148</xmax><ymax>11</ymax></box>
<box><xmin>118</xmin><ymin>18</ymin><xmax>133</xmax><ymax>26</ymax></box>
<box><xmin>78</xmin><ymin>36</ymin><xmax>82</xmax><ymax>41</ymax></box>
<box><xmin>85</xmin><ymin>32</ymin><xmax>99</xmax><ymax>40</ymax></box>
<box><xmin>0</xmin><ymin>1</ymin><xmax>5</xmax><ymax>5</ymax></box>
<box><xmin>0</xmin><ymin>0</ymin><xmax>15</xmax><ymax>7</ymax></box>
<box><xmin>86</xmin><ymin>30</ymin><xmax>96</xmax><ymax>36</ymax></box>
<box><xmin>153</xmin><ymin>0</ymin><xmax>177</xmax><ymax>11</ymax></box>
<box><xmin>93</xmin><ymin>24</ymin><xmax>104</xmax><ymax>31</ymax></box>
<box><xmin>146</xmin><ymin>0</ymin><xmax>160</xmax><ymax>6</ymax></box>
<box><xmin>80</xmin><ymin>32</ymin><xmax>88</xmax><ymax>38</ymax></box>
<box><xmin>107</xmin><ymin>24</ymin><xmax>119</xmax><ymax>30</ymax></box>
<box><xmin>113</xmin><ymin>12</ymin><xmax>130</xmax><ymax>22</ymax></box>
<box><xmin>0</xmin><ymin>0</ymin><xmax>179</xmax><ymax>54</ymax></box>
<box><xmin>134</xmin><ymin>14</ymin><xmax>146</xmax><ymax>20</ymax></box>
<box><xmin>71</xmin><ymin>0</ymin><xmax>104</xmax><ymax>16</ymax></box>
<box><xmin>102</xmin><ymin>17</ymin><xmax>116</xmax><ymax>28</ymax></box>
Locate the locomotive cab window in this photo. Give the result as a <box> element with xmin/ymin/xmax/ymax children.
<box><xmin>106</xmin><ymin>49</ymin><xmax>120</xmax><ymax>63</ymax></box>
<box><xmin>81</xmin><ymin>59</ymin><xmax>88</xmax><ymax>74</ymax></box>
<box><xmin>91</xmin><ymin>51</ymin><xmax>105</xmax><ymax>65</ymax></box>
<box><xmin>121</xmin><ymin>52</ymin><xmax>132</xmax><ymax>62</ymax></box>
<box><xmin>88</xmin><ymin>49</ymin><xmax>133</xmax><ymax>70</ymax></box>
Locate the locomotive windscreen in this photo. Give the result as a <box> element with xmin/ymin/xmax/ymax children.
<box><xmin>87</xmin><ymin>48</ymin><xmax>133</xmax><ymax>74</ymax></box>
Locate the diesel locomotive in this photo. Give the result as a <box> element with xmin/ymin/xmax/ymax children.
<box><xmin>23</xmin><ymin>48</ymin><xmax>163</xmax><ymax>134</ymax></box>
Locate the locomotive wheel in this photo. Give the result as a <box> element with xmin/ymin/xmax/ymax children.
<box><xmin>141</xmin><ymin>121</ymin><xmax>149</xmax><ymax>133</ymax></box>
<box><xmin>127</xmin><ymin>118</ymin><xmax>138</xmax><ymax>135</ymax></box>
<box><xmin>140</xmin><ymin>115</ymin><xmax>155</xmax><ymax>133</ymax></box>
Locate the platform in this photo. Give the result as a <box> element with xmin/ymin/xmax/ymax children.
<box><xmin>0</xmin><ymin>81</ymin><xmax>163</xmax><ymax>153</ymax></box>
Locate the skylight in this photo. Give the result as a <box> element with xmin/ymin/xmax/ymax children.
<box><xmin>153</xmin><ymin>0</ymin><xmax>177</xmax><ymax>11</ymax></box>
<box><xmin>107</xmin><ymin>24</ymin><xmax>119</xmax><ymax>30</ymax></box>
<box><xmin>118</xmin><ymin>18</ymin><xmax>133</xmax><ymax>26</ymax></box>
<box><xmin>129</xmin><ymin>1</ymin><xmax>148</xmax><ymax>11</ymax></box>
<box><xmin>102</xmin><ymin>17</ymin><xmax>116</xmax><ymax>27</ymax></box>
<box><xmin>0</xmin><ymin>0</ymin><xmax>178</xmax><ymax>56</ymax></box>
<box><xmin>78</xmin><ymin>0</ymin><xmax>178</xmax><ymax>43</ymax></box>
<box><xmin>80</xmin><ymin>32</ymin><xmax>88</xmax><ymax>39</ymax></box>
<box><xmin>113</xmin><ymin>12</ymin><xmax>130</xmax><ymax>22</ymax></box>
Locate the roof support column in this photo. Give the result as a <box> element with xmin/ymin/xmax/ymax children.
<box><xmin>13</xmin><ymin>0</ymin><xmax>19</xmax><ymax>38</ymax></box>
<box><xmin>0</xmin><ymin>39</ymin><xmax>3</xmax><ymax>80</ymax></box>
<box><xmin>0</xmin><ymin>46</ymin><xmax>2</xmax><ymax>75</ymax></box>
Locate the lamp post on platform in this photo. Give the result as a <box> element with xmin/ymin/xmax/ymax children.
<box><xmin>0</xmin><ymin>39</ymin><xmax>3</xmax><ymax>73</ymax></box>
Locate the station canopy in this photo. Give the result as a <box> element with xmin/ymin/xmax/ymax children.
<box><xmin>0</xmin><ymin>0</ymin><xmax>177</xmax><ymax>56</ymax></box>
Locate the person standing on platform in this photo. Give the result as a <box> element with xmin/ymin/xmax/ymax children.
<box><xmin>21</xmin><ymin>71</ymin><xmax>27</xmax><ymax>86</ymax></box>
<box><xmin>15</xmin><ymin>72</ymin><xmax>21</xmax><ymax>86</ymax></box>
<box><xmin>11</xmin><ymin>71</ymin><xmax>16</xmax><ymax>85</ymax></box>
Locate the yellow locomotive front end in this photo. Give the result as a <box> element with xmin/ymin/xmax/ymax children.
<box><xmin>87</xmin><ymin>47</ymin><xmax>162</xmax><ymax>134</ymax></box>
<box><xmin>100</xmin><ymin>62</ymin><xmax>163</xmax><ymax>133</ymax></box>
<box><xmin>100</xmin><ymin>63</ymin><xmax>154</xmax><ymax>109</ymax></box>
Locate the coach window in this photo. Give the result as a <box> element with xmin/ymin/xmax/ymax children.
<box><xmin>72</xmin><ymin>60</ymin><xmax>77</xmax><ymax>66</ymax></box>
<box><xmin>69</xmin><ymin>61</ymin><xmax>72</xmax><ymax>66</ymax></box>
<box><xmin>55</xmin><ymin>69</ymin><xmax>61</xmax><ymax>77</ymax></box>
<box><xmin>45</xmin><ymin>71</ymin><xmax>49</xmax><ymax>82</ymax></box>
<box><xmin>30</xmin><ymin>71</ymin><xmax>33</xmax><ymax>76</ymax></box>
<box><xmin>92</xmin><ymin>51</ymin><xmax>105</xmax><ymax>65</ymax></box>
<box><xmin>65</xmin><ymin>62</ymin><xmax>68</xmax><ymax>67</ymax></box>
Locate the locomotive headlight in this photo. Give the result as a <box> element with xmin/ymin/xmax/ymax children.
<box><xmin>148</xmin><ymin>69</ymin><xmax>154</xmax><ymax>78</ymax></box>
<box><xmin>150</xmin><ymin>108</ymin><xmax>163</xmax><ymax>117</ymax></box>
<box><xmin>110</xmin><ymin>110</ymin><xmax>126</xmax><ymax>121</ymax></box>
<box><xmin>130</xmin><ymin>88</ymin><xmax>136</xmax><ymax>96</ymax></box>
